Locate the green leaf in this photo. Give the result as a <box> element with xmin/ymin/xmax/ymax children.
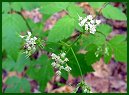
<box><xmin>2</xmin><ymin>56</ymin><xmax>16</xmax><ymax>71</ymax></box>
<box><xmin>67</xmin><ymin>4</ymin><xmax>86</xmax><ymax>32</ymax></box>
<box><xmin>21</xmin><ymin>2</ymin><xmax>42</xmax><ymax>11</ymax></box>
<box><xmin>11</xmin><ymin>2</ymin><xmax>42</xmax><ymax>11</ymax></box>
<box><xmin>94</xmin><ymin>32</ymin><xmax>106</xmax><ymax>46</ymax></box>
<box><xmin>2</xmin><ymin>14</ymin><xmax>27</xmax><ymax>61</ymax></box>
<box><xmin>67</xmin><ymin>48</ymin><xmax>94</xmax><ymax>77</ymax></box>
<box><xmin>11</xmin><ymin>2</ymin><xmax>22</xmax><ymax>12</ymax></box>
<box><xmin>40</xmin><ymin>2</ymin><xmax>70</xmax><ymax>15</ymax></box>
<box><xmin>2</xmin><ymin>2</ymin><xmax>11</xmax><ymax>13</ymax></box>
<box><xmin>61</xmin><ymin>69</ymin><xmax>68</xmax><ymax>80</ymax></box>
<box><xmin>88</xmin><ymin>2</ymin><xmax>105</xmax><ymax>9</ymax></box>
<box><xmin>67</xmin><ymin>4</ymin><xmax>86</xmax><ymax>19</ymax></box>
<box><xmin>47</xmin><ymin>16</ymin><xmax>75</xmax><ymax>42</ymax></box>
<box><xmin>14</xmin><ymin>53</ymin><xmax>31</xmax><ymax>72</ymax></box>
<box><xmin>44</xmin><ymin>42</ymin><xmax>61</xmax><ymax>53</ymax></box>
<box><xmin>97</xmin><ymin>24</ymin><xmax>112</xmax><ymax>36</ymax></box>
<box><xmin>109</xmin><ymin>35</ymin><xmax>127</xmax><ymax>63</ymax></box>
<box><xmin>102</xmin><ymin>5</ymin><xmax>127</xmax><ymax>20</ymax></box>
<box><xmin>80</xmin><ymin>34</ymin><xmax>95</xmax><ymax>49</ymax></box>
<box><xmin>109</xmin><ymin>35</ymin><xmax>126</xmax><ymax>45</ymax></box>
<box><xmin>27</xmin><ymin>55</ymin><xmax>54</xmax><ymax>92</ymax></box>
<box><xmin>26</xmin><ymin>19</ymin><xmax>45</xmax><ymax>38</ymax></box>
<box><xmin>85</xmin><ymin>44</ymin><xmax>102</xmax><ymax>65</ymax></box>
<box><xmin>113</xmin><ymin>42</ymin><xmax>127</xmax><ymax>63</ymax></box>
<box><xmin>5</xmin><ymin>76</ymin><xmax>31</xmax><ymax>93</ymax></box>
<box><xmin>2</xmin><ymin>53</ymin><xmax>30</xmax><ymax>72</ymax></box>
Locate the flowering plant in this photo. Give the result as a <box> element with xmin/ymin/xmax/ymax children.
<box><xmin>2</xmin><ymin>2</ymin><xmax>127</xmax><ymax>93</ymax></box>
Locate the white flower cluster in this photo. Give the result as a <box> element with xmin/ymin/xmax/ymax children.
<box><xmin>51</xmin><ymin>52</ymin><xmax>71</xmax><ymax>76</ymax></box>
<box><xmin>73</xmin><ymin>81</ymin><xmax>92</xmax><ymax>93</ymax></box>
<box><xmin>82</xmin><ymin>84</ymin><xmax>92</xmax><ymax>93</ymax></box>
<box><xmin>78</xmin><ymin>15</ymin><xmax>101</xmax><ymax>34</ymax></box>
<box><xmin>20</xmin><ymin>31</ymin><xmax>37</xmax><ymax>57</ymax></box>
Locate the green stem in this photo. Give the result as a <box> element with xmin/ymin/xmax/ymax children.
<box><xmin>98</xmin><ymin>2</ymin><xmax>110</xmax><ymax>14</ymax></box>
<box><xmin>16</xmin><ymin>12</ymin><xmax>33</xmax><ymax>33</ymax></box>
<box><xmin>60</xmin><ymin>41</ymin><xmax>70</xmax><ymax>47</ymax></box>
<box><xmin>93</xmin><ymin>2</ymin><xmax>110</xmax><ymax>19</ymax></box>
<box><xmin>70</xmin><ymin>47</ymin><xmax>83</xmax><ymax>80</ymax></box>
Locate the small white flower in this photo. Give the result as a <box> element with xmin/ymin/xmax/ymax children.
<box><xmin>33</xmin><ymin>37</ymin><xmax>37</xmax><ymax>40</ymax></box>
<box><xmin>79</xmin><ymin>18</ymin><xmax>87</xmax><ymax>27</ymax></box>
<box><xmin>78</xmin><ymin>15</ymin><xmax>101</xmax><ymax>34</ymax></box>
<box><xmin>65</xmin><ymin>66</ymin><xmax>72</xmax><ymax>72</ymax></box>
<box><xmin>60</xmin><ymin>52</ymin><xmax>66</xmax><ymax>58</ymax></box>
<box><xmin>51</xmin><ymin>62</ymin><xmax>56</xmax><ymax>67</ymax></box>
<box><xmin>27</xmin><ymin>46</ymin><xmax>31</xmax><ymax>50</ymax></box>
<box><xmin>87</xmin><ymin>15</ymin><xmax>93</xmax><ymax>20</ymax></box>
<box><xmin>56</xmin><ymin>70</ymin><xmax>61</xmax><ymax>76</ymax></box>
<box><xmin>90</xmin><ymin>20</ymin><xmax>95</xmax><ymax>24</ymax></box>
<box><xmin>20</xmin><ymin>31</ymin><xmax>37</xmax><ymax>57</ymax></box>
<box><xmin>85</xmin><ymin>24</ymin><xmax>89</xmax><ymax>30</ymax></box>
<box><xmin>51</xmin><ymin>53</ymin><xmax>57</xmax><ymax>59</ymax></box>
<box><xmin>90</xmin><ymin>29</ymin><xmax>96</xmax><ymax>34</ymax></box>
<box><xmin>78</xmin><ymin>16</ymin><xmax>83</xmax><ymax>21</ymax></box>
<box><xmin>27</xmin><ymin>31</ymin><xmax>32</xmax><ymax>37</ymax></box>
<box><xmin>51</xmin><ymin>52</ymin><xmax>71</xmax><ymax>75</ymax></box>
<box><xmin>60</xmin><ymin>66</ymin><xmax>64</xmax><ymax>70</ymax></box>
<box><xmin>19</xmin><ymin>35</ymin><xmax>25</xmax><ymax>38</ymax></box>
<box><xmin>96</xmin><ymin>20</ymin><xmax>101</xmax><ymax>25</ymax></box>
<box><xmin>55</xmin><ymin>64</ymin><xmax>60</xmax><ymax>68</ymax></box>
<box><xmin>64</xmin><ymin>58</ymin><xmax>69</xmax><ymax>62</ymax></box>
<box><xmin>84</xmin><ymin>89</ymin><xmax>88</xmax><ymax>93</ymax></box>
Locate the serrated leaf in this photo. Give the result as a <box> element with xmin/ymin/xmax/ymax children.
<box><xmin>47</xmin><ymin>16</ymin><xmax>75</xmax><ymax>42</ymax></box>
<box><xmin>2</xmin><ymin>2</ymin><xmax>11</xmax><ymax>13</ymax></box>
<box><xmin>102</xmin><ymin>5</ymin><xmax>127</xmax><ymax>20</ymax></box>
<box><xmin>5</xmin><ymin>76</ymin><xmax>31</xmax><ymax>93</ymax></box>
<box><xmin>67</xmin><ymin>48</ymin><xmax>94</xmax><ymax>77</ymax></box>
<box><xmin>40</xmin><ymin>2</ymin><xmax>70</xmax><ymax>14</ymax></box>
<box><xmin>2</xmin><ymin>53</ymin><xmax>30</xmax><ymax>72</ymax></box>
<box><xmin>2</xmin><ymin>14</ymin><xmax>27</xmax><ymax>61</ymax></box>
<box><xmin>97</xmin><ymin>24</ymin><xmax>112</xmax><ymax>36</ymax></box>
<box><xmin>85</xmin><ymin>44</ymin><xmax>102</xmax><ymax>65</ymax></box>
<box><xmin>88</xmin><ymin>2</ymin><xmax>105</xmax><ymax>9</ymax></box>
<box><xmin>27</xmin><ymin>55</ymin><xmax>54</xmax><ymax>92</ymax></box>
<box><xmin>14</xmin><ymin>53</ymin><xmax>31</xmax><ymax>72</ymax></box>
